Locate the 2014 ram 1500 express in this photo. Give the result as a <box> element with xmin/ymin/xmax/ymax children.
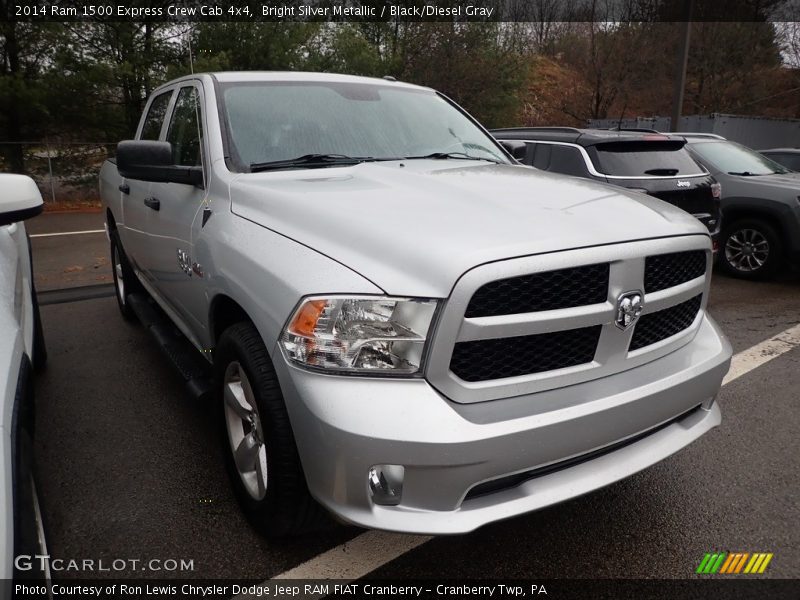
<box><xmin>99</xmin><ymin>72</ymin><xmax>731</xmax><ymax>537</ymax></box>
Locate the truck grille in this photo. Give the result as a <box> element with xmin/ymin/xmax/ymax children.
<box><xmin>450</xmin><ymin>326</ymin><xmax>602</xmax><ymax>382</ymax></box>
<box><xmin>428</xmin><ymin>238</ymin><xmax>710</xmax><ymax>403</ymax></box>
<box><xmin>644</xmin><ymin>250</ymin><xmax>706</xmax><ymax>293</ymax></box>
<box><xmin>630</xmin><ymin>294</ymin><xmax>702</xmax><ymax>351</ymax></box>
<box><xmin>465</xmin><ymin>263</ymin><xmax>609</xmax><ymax>317</ymax></box>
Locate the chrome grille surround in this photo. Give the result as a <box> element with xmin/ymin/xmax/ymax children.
<box><xmin>425</xmin><ymin>236</ymin><xmax>711</xmax><ymax>404</ymax></box>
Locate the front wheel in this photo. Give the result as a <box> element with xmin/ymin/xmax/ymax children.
<box><xmin>110</xmin><ymin>230</ymin><xmax>142</xmax><ymax>320</ymax></box>
<box><xmin>719</xmin><ymin>219</ymin><xmax>783</xmax><ymax>280</ymax></box>
<box><xmin>215</xmin><ymin>321</ymin><xmax>328</xmax><ymax>537</ymax></box>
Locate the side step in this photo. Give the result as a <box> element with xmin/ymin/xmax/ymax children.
<box><xmin>127</xmin><ymin>293</ymin><xmax>213</xmax><ymax>402</ymax></box>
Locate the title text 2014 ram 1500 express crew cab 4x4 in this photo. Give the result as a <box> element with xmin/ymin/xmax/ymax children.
<box><xmin>99</xmin><ymin>72</ymin><xmax>731</xmax><ymax>537</ymax></box>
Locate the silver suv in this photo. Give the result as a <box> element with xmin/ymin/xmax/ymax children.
<box><xmin>99</xmin><ymin>72</ymin><xmax>731</xmax><ymax>536</ymax></box>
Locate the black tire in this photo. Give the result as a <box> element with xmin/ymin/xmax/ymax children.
<box><xmin>215</xmin><ymin>321</ymin><xmax>328</xmax><ymax>537</ymax></box>
<box><xmin>30</xmin><ymin>285</ymin><xmax>47</xmax><ymax>371</ymax></box>
<box><xmin>110</xmin><ymin>229</ymin><xmax>142</xmax><ymax>321</ymax></box>
<box><xmin>719</xmin><ymin>218</ymin><xmax>783</xmax><ymax>280</ymax></box>
<box><xmin>12</xmin><ymin>386</ymin><xmax>51</xmax><ymax>588</ymax></box>
<box><xmin>26</xmin><ymin>235</ymin><xmax>47</xmax><ymax>371</ymax></box>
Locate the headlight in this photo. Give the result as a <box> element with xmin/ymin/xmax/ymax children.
<box><xmin>280</xmin><ymin>296</ymin><xmax>438</xmax><ymax>375</ymax></box>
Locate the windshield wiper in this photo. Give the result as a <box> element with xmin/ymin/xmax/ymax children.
<box><xmin>402</xmin><ymin>151</ymin><xmax>501</xmax><ymax>164</ymax></box>
<box><xmin>250</xmin><ymin>154</ymin><xmax>371</xmax><ymax>172</ymax></box>
<box><xmin>728</xmin><ymin>171</ymin><xmax>764</xmax><ymax>176</ymax></box>
<box><xmin>644</xmin><ymin>168</ymin><xmax>679</xmax><ymax>176</ymax></box>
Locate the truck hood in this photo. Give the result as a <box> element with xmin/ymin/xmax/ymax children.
<box><xmin>230</xmin><ymin>160</ymin><xmax>706</xmax><ymax>297</ymax></box>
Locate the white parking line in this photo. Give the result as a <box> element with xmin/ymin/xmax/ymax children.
<box><xmin>29</xmin><ymin>229</ymin><xmax>105</xmax><ymax>238</ymax></box>
<box><xmin>722</xmin><ymin>322</ymin><xmax>800</xmax><ymax>385</ymax></box>
<box><xmin>275</xmin><ymin>531</ymin><xmax>431</xmax><ymax>580</ymax></box>
<box><xmin>235</xmin><ymin>532</ymin><xmax>431</xmax><ymax>600</ymax></box>
<box><xmin>235</xmin><ymin>322</ymin><xmax>800</xmax><ymax>594</ymax></box>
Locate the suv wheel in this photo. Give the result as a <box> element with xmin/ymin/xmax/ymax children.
<box><xmin>215</xmin><ymin>321</ymin><xmax>328</xmax><ymax>537</ymax></box>
<box><xmin>720</xmin><ymin>219</ymin><xmax>783</xmax><ymax>280</ymax></box>
<box><xmin>110</xmin><ymin>230</ymin><xmax>142</xmax><ymax>320</ymax></box>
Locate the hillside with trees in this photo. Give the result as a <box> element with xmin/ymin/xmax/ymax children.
<box><xmin>2</xmin><ymin>6</ymin><xmax>798</xmax><ymax>200</ymax></box>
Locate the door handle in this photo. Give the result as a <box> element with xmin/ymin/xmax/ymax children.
<box><xmin>144</xmin><ymin>197</ymin><xmax>160</xmax><ymax>211</ymax></box>
<box><xmin>119</xmin><ymin>183</ymin><xmax>130</xmax><ymax>194</ymax></box>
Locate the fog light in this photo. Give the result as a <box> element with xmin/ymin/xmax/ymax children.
<box><xmin>368</xmin><ymin>465</ymin><xmax>404</xmax><ymax>506</ymax></box>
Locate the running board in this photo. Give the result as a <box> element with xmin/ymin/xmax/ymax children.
<box><xmin>127</xmin><ymin>293</ymin><xmax>213</xmax><ymax>402</ymax></box>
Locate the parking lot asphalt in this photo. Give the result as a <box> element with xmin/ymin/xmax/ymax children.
<box><xmin>28</xmin><ymin>211</ymin><xmax>109</xmax><ymax>291</ymax></box>
<box><xmin>28</xmin><ymin>213</ymin><xmax>799</xmax><ymax>583</ymax></box>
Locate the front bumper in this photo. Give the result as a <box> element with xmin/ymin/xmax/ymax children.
<box><xmin>274</xmin><ymin>315</ymin><xmax>731</xmax><ymax>535</ymax></box>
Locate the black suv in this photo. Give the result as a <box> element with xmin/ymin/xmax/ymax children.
<box><xmin>490</xmin><ymin>127</ymin><xmax>722</xmax><ymax>247</ymax></box>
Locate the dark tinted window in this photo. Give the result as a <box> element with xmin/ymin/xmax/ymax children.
<box><xmin>139</xmin><ymin>91</ymin><xmax>172</xmax><ymax>140</ymax></box>
<box><xmin>532</xmin><ymin>144</ymin><xmax>551</xmax><ymax>169</ymax></box>
<box><xmin>590</xmin><ymin>141</ymin><xmax>703</xmax><ymax>176</ymax></box>
<box><xmin>548</xmin><ymin>145</ymin><xmax>588</xmax><ymax>176</ymax></box>
<box><xmin>521</xmin><ymin>142</ymin><xmax>536</xmax><ymax>164</ymax></box>
<box><xmin>166</xmin><ymin>86</ymin><xmax>203</xmax><ymax>167</ymax></box>
<box><xmin>763</xmin><ymin>153</ymin><xmax>800</xmax><ymax>171</ymax></box>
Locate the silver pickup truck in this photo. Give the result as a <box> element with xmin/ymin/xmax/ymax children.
<box><xmin>99</xmin><ymin>72</ymin><xmax>731</xmax><ymax>537</ymax></box>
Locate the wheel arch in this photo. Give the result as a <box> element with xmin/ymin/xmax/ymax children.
<box><xmin>209</xmin><ymin>294</ymin><xmax>254</xmax><ymax>347</ymax></box>
<box><xmin>721</xmin><ymin>200</ymin><xmax>790</xmax><ymax>254</ymax></box>
<box><xmin>106</xmin><ymin>208</ymin><xmax>117</xmax><ymax>231</ymax></box>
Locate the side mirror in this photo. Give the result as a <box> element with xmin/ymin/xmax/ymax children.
<box><xmin>499</xmin><ymin>140</ymin><xmax>528</xmax><ymax>161</ymax></box>
<box><xmin>116</xmin><ymin>140</ymin><xmax>204</xmax><ymax>187</ymax></box>
<box><xmin>0</xmin><ymin>174</ymin><xmax>44</xmax><ymax>227</ymax></box>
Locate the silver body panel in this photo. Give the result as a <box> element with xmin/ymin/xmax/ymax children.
<box><xmin>230</xmin><ymin>161</ymin><xmax>706</xmax><ymax>299</ymax></box>
<box><xmin>100</xmin><ymin>72</ymin><xmax>732</xmax><ymax>534</ymax></box>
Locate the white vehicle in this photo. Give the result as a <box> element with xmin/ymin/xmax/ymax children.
<box><xmin>0</xmin><ymin>174</ymin><xmax>49</xmax><ymax>591</ymax></box>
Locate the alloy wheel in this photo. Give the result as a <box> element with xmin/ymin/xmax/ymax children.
<box><xmin>113</xmin><ymin>244</ymin><xmax>125</xmax><ymax>303</ymax></box>
<box><xmin>223</xmin><ymin>361</ymin><xmax>268</xmax><ymax>501</ymax></box>
<box><xmin>725</xmin><ymin>228</ymin><xmax>770</xmax><ymax>273</ymax></box>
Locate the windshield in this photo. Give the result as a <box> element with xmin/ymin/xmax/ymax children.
<box><xmin>590</xmin><ymin>140</ymin><xmax>704</xmax><ymax>176</ymax></box>
<box><xmin>220</xmin><ymin>81</ymin><xmax>509</xmax><ymax>170</ymax></box>
<box><xmin>690</xmin><ymin>141</ymin><xmax>790</xmax><ymax>176</ymax></box>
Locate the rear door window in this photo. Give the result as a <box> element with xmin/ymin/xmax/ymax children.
<box><xmin>548</xmin><ymin>145</ymin><xmax>588</xmax><ymax>176</ymax></box>
<box><xmin>589</xmin><ymin>141</ymin><xmax>704</xmax><ymax>176</ymax></box>
<box><xmin>531</xmin><ymin>144</ymin><xmax>551</xmax><ymax>169</ymax></box>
